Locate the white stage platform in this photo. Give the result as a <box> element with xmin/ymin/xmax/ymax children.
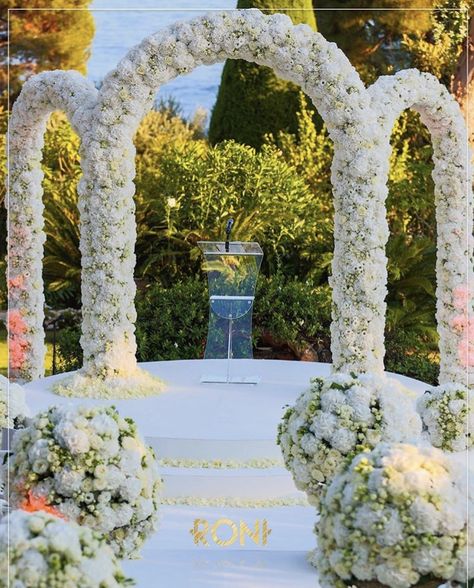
<box><xmin>23</xmin><ymin>360</ymin><xmax>427</xmax><ymax>587</ymax></box>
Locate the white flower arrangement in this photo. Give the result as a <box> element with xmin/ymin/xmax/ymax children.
<box><xmin>417</xmin><ymin>384</ymin><xmax>473</xmax><ymax>452</ymax></box>
<box><xmin>0</xmin><ymin>509</ymin><xmax>133</xmax><ymax>587</ymax></box>
<box><xmin>8</xmin><ymin>404</ymin><xmax>163</xmax><ymax>558</ymax></box>
<box><xmin>8</xmin><ymin>12</ymin><xmax>470</xmax><ymax>395</ymax></box>
<box><xmin>277</xmin><ymin>372</ymin><xmax>421</xmax><ymax>506</ymax></box>
<box><xmin>161</xmin><ymin>495</ymin><xmax>308</xmax><ymax>508</ymax></box>
<box><xmin>0</xmin><ymin>374</ymin><xmax>30</xmax><ymax>429</ymax></box>
<box><xmin>314</xmin><ymin>443</ymin><xmax>471</xmax><ymax>588</ymax></box>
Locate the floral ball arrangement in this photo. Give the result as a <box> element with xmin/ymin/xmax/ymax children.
<box><xmin>0</xmin><ymin>509</ymin><xmax>133</xmax><ymax>588</ymax></box>
<box><xmin>0</xmin><ymin>374</ymin><xmax>30</xmax><ymax>429</ymax></box>
<box><xmin>417</xmin><ymin>384</ymin><xmax>472</xmax><ymax>452</ymax></box>
<box><xmin>314</xmin><ymin>443</ymin><xmax>470</xmax><ymax>588</ymax></box>
<box><xmin>8</xmin><ymin>404</ymin><xmax>162</xmax><ymax>558</ymax></box>
<box><xmin>277</xmin><ymin>373</ymin><xmax>421</xmax><ymax>506</ymax></box>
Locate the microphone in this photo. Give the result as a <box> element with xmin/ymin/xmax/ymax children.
<box><xmin>225</xmin><ymin>218</ymin><xmax>234</xmax><ymax>252</ymax></box>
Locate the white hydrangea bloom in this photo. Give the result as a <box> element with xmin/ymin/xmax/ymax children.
<box><xmin>417</xmin><ymin>384</ymin><xmax>473</xmax><ymax>451</ymax></box>
<box><xmin>0</xmin><ymin>375</ymin><xmax>31</xmax><ymax>429</ymax></box>
<box><xmin>8</xmin><ymin>404</ymin><xmax>163</xmax><ymax>558</ymax></box>
<box><xmin>316</xmin><ymin>443</ymin><xmax>471</xmax><ymax>588</ymax></box>
<box><xmin>0</xmin><ymin>510</ymin><xmax>131</xmax><ymax>586</ymax></box>
<box><xmin>277</xmin><ymin>372</ymin><xmax>422</xmax><ymax>506</ymax></box>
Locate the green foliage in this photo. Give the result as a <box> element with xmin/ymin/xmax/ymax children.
<box><xmin>136</xmin><ymin>279</ymin><xmax>208</xmax><ymax>362</ymax></box>
<box><xmin>386</xmin><ymin>234</ymin><xmax>437</xmax><ymax>343</ymax></box>
<box><xmin>316</xmin><ymin>0</ymin><xmax>434</xmax><ymax>82</ymax></box>
<box><xmin>385</xmin><ymin>331</ymin><xmax>439</xmax><ymax>385</ymax></box>
<box><xmin>135</xmin><ymin>137</ymin><xmax>330</xmax><ymax>284</ymax></box>
<box><xmin>56</xmin><ymin>326</ymin><xmax>83</xmax><ymax>373</ymax></box>
<box><xmin>208</xmin><ymin>0</ymin><xmax>317</xmax><ymax>148</ymax></box>
<box><xmin>253</xmin><ymin>275</ymin><xmax>332</xmax><ymax>357</ymax></box>
<box><xmin>2</xmin><ymin>0</ymin><xmax>95</xmax><ymax>103</ymax></box>
<box><xmin>0</xmin><ymin>259</ymin><xmax>6</xmax><ymax>310</ymax></box>
<box><xmin>315</xmin><ymin>0</ymin><xmax>466</xmax><ymax>86</ymax></box>
<box><xmin>57</xmin><ymin>274</ymin><xmax>332</xmax><ymax>369</ymax></box>
<box><xmin>41</xmin><ymin>114</ymin><xmax>83</xmax><ymax>307</ymax></box>
<box><xmin>402</xmin><ymin>0</ymin><xmax>469</xmax><ymax>86</ymax></box>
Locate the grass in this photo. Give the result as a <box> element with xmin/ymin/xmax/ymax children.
<box><xmin>0</xmin><ymin>328</ymin><xmax>54</xmax><ymax>377</ymax></box>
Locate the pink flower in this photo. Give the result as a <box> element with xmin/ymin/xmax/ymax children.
<box><xmin>8</xmin><ymin>275</ymin><xmax>25</xmax><ymax>290</ymax></box>
<box><xmin>458</xmin><ymin>337</ymin><xmax>474</xmax><ymax>368</ymax></box>
<box><xmin>450</xmin><ymin>315</ymin><xmax>467</xmax><ymax>331</ymax></box>
<box><xmin>453</xmin><ymin>285</ymin><xmax>469</xmax><ymax>311</ymax></box>
<box><xmin>8</xmin><ymin>309</ymin><xmax>27</xmax><ymax>335</ymax></box>
<box><xmin>9</xmin><ymin>337</ymin><xmax>28</xmax><ymax>369</ymax></box>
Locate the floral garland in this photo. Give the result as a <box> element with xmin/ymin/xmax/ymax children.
<box><xmin>417</xmin><ymin>384</ymin><xmax>473</xmax><ymax>451</ymax></box>
<box><xmin>277</xmin><ymin>372</ymin><xmax>421</xmax><ymax>506</ymax></box>
<box><xmin>161</xmin><ymin>495</ymin><xmax>308</xmax><ymax>508</ymax></box>
<box><xmin>9</xmin><ymin>10</ymin><xmax>388</xmax><ymax>393</ymax></box>
<box><xmin>368</xmin><ymin>69</ymin><xmax>473</xmax><ymax>387</ymax></box>
<box><xmin>8</xmin><ymin>404</ymin><xmax>162</xmax><ymax>558</ymax></box>
<box><xmin>0</xmin><ymin>510</ymin><xmax>132</xmax><ymax>587</ymax></box>
<box><xmin>159</xmin><ymin>456</ymin><xmax>284</xmax><ymax>469</ymax></box>
<box><xmin>0</xmin><ymin>374</ymin><xmax>30</xmax><ymax>429</ymax></box>
<box><xmin>315</xmin><ymin>443</ymin><xmax>470</xmax><ymax>588</ymax></box>
<box><xmin>8</xmin><ymin>71</ymin><xmax>97</xmax><ymax>382</ymax></box>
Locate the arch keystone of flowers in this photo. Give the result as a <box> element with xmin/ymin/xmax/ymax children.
<box><xmin>7</xmin><ymin>10</ymin><xmax>471</xmax><ymax>398</ymax></box>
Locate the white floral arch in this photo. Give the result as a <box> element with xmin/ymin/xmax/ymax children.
<box><xmin>8</xmin><ymin>71</ymin><xmax>97</xmax><ymax>381</ymax></box>
<box><xmin>8</xmin><ymin>10</ymin><xmax>472</xmax><ymax>395</ymax></box>
<box><xmin>368</xmin><ymin>69</ymin><xmax>473</xmax><ymax>385</ymax></box>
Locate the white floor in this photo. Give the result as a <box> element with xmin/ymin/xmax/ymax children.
<box><xmin>23</xmin><ymin>360</ymin><xmax>427</xmax><ymax>587</ymax></box>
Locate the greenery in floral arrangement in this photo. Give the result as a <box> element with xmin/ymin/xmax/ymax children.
<box><xmin>208</xmin><ymin>0</ymin><xmax>317</xmax><ymax>148</ymax></box>
<box><xmin>0</xmin><ymin>510</ymin><xmax>133</xmax><ymax>588</ymax></box>
<box><xmin>314</xmin><ymin>443</ymin><xmax>470</xmax><ymax>588</ymax></box>
<box><xmin>417</xmin><ymin>385</ymin><xmax>473</xmax><ymax>452</ymax></box>
<box><xmin>277</xmin><ymin>373</ymin><xmax>421</xmax><ymax>506</ymax></box>
<box><xmin>8</xmin><ymin>405</ymin><xmax>163</xmax><ymax>559</ymax></box>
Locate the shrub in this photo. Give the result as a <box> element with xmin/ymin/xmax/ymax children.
<box><xmin>57</xmin><ymin>275</ymin><xmax>332</xmax><ymax>369</ymax></box>
<box><xmin>135</xmin><ymin>139</ymin><xmax>329</xmax><ymax>284</ymax></box>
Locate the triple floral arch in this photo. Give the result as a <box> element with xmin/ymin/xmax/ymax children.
<box><xmin>8</xmin><ymin>10</ymin><xmax>472</xmax><ymax>395</ymax></box>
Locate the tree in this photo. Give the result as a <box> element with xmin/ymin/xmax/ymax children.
<box><xmin>315</xmin><ymin>0</ymin><xmax>436</xmax><ymax>83</ymax></box>
<box><xmin>451</xmin><ymin>16</ymin><xmax>473</xmax><ymax>146</ymax></box>
<box><xmin>208</xmin><ymin>0</ymin><xmax>317</xmax><ymax>149</ymax></box>
<box><xmin>0</xmin><ymin>0</ymin><xmax>95</xmax><ymax>104</ymax></box>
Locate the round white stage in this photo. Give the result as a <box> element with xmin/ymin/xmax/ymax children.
<box><xmin>23</xmin><ymin>360</ymin><xmax>428</xmax><ymax>587</ymax></box>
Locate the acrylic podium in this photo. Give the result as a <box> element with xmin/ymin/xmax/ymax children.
<box><xmin>198</xmin><ymin>241</ymin><xmax>263</xmax><ymax>384</ymax></box>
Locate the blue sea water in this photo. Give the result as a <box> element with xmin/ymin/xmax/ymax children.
<box><xmin>88</xmin><ymin>0</ymin><xmax>236</xmax><ymax>120</ymax></box>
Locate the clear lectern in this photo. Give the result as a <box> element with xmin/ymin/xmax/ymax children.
<box><xmin>198</xmin><ymin>241</ymin><xmax>263</xmax><ymax>384</ymax></box>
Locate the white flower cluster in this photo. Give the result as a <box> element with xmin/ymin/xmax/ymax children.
<box><xmin>277</xmin><ymin>372</ymin><xmax>421</xmax><ymax>506</ymax></box>
<box><xmin>0</xmin><ymin>374</ymin><xmax>30</xmax><ymax>429</ymax></box>
<box><xmin>417</xmin><ymin>384</ymin><xmax>473</xmax><ymax>452</ymax></box>
<box><xmin>315</xmin><ymin>443</ymin><xmax>471</xmax><ymax>588</ymax></box>
<box><xmin>8</xmin><ymin>404</ymin><xmax>162</xmax><ymax>558</ymax></box>
<box><xmin>369</xmin><ymin>69</ymin><xmax>473</xmax><ymax>386</ymax></box>
<box><xmin>0</xmin><ymin>509</ymin><xmax>132</xmax><ymax>587</ymax></box>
